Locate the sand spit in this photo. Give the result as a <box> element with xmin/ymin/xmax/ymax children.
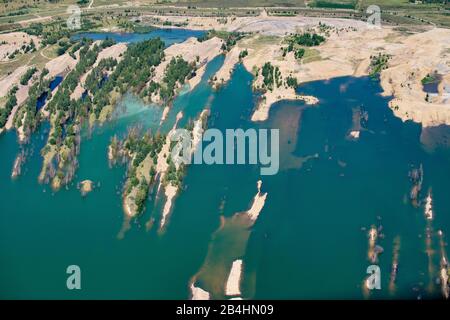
<box><xmin>211</xmin><ymin>46</ymin><xmax>241</xmax><ymax>89</ymax></box>
<box><xmin>367</xmin><ymin>225</ymin><xmax>379</xmax><ymax>263</ymax></box>
<box><xmin>349</xmin><ymin>130</ymin><xmax>360</xmax><ymax>140</ymax></box>
<box><xmin>158</xmin><ymin>109</ymin><xmax>209</xmax><ymax>230</ymax></box>
<box><xmin>157</xmin><ymin>111</ymin><xmax>183</xmax><ymax>228</ymax></box>
<box><xmin>190</xmin><ymin>284</ymin><xmax>211</xmax><ymax>300</ymax></box>
<box><xmin>252</xmin><ymin>88</ymin><xmax>318</xmax><ymax>122</ymax></box>
<box><xmin>225</xmin><ymin>259</ymin><xmax>243</xmax><ymax>296</ymax></box>
<box><xmin>16</xmin><ymin>112</ymin><xmax>27</xmax><ymax>143</ymax></box>
<box><xmin>156</xmin><ymin>112</ymin><xmax>183</xmax><ymax>178</ymax></box>
<box><xmin>424</xmin><ymin>190</ymin><xmax>433</xmax><ymax>220</ymax></box>
<box><xmin>388</xmin><ymin>236</ymin><xmax>401</xmax><ymax>295</ymax></box>
<box><xmin>188</xmin><ymin>180</ymin><xmax>267</xmax><ymax>299</ymax></box>
<box><xmin>188</xmin><ymin>63</ymin><xmax>207</xmax><ymax>90</ymax></box>
<box><xmin>437</xmin><ymin>230</ymin><xmax>449</xmax><ymax>299</ymax></box>
<box><xmin>123</xmin><ymin>194</ymin><xmax>135</xmax><ymax>218</ymax></box>
<box><xmin>11</xmin><ymin>151</ymin><xmax>25</xmax><ymax>179</ymax></box>
<box><xmin>159</xmin><ymin>106</ymin><xmax>170</xmax><ymax>125</ymax></box>
<box><xmin>247</xmin><ymin>180</ymin><xmax>268</xmax><ymax>221</ymax></box>
<box><xmin>160</xmin><ymin>184</ymin><xmax>178</xmax><ymax>229</ymax></box>
<box><xmin>192</xmin><ymin>109</ymin><xmax>209</xmax><ymax>153</ymax></box>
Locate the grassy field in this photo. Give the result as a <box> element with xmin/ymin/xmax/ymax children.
<box><xmin>0</xmin><ymin>0</ymin><xmax>449</xmax><ymax>30</ymax></box>
<box><xmin>169</xmin><ymin>0</ymin><xmax>306</xmax><ymax>7</ymax></box>
<box><xmin>0</xmin><ymin>0</ymin><xmax>77</xmax><ymax>15</ymax></box>
<box><xmin>359</xmin><ymin>0</ymin><xmax>450</xmax><ymax>28</ymax></box>
<box><xmin>0</xmin><ymin>43</ymin><xmax>57</xmax><ymax>78</ymax></box>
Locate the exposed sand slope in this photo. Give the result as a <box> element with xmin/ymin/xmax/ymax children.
<box><xmin>37</xmin><ymin>51</ymin><xmax>81</xmax><ymax>120</ymax></box>
<box><xmin>146</xmin><ymin>13</ymin><xmax>367</xmax><ymax>36</ymax></box>
<box><xmin>44</xmin><ymin>51</ymin><xmax>78</xmax><ymax>79</ymax></box>
<box><xmin>379</xmin><ymin>28</ymin><xmax>450</xmax><ymax>127</ymax></box>
<box><xmin>211</xmin><ymin>45</ymin><xmax>241</xmax><ymax>90</ymax></box>
<box><xmin>190</xmin><ymin>284</ymin><xmax>211</xmax><ymax>300</ymax></box>
<box><xmin>71</xmin><ymin>43</ymin><xmax>127</xmax><ymax>100</ymax></box>
<box><xmin>225</xmin><ymin>259</ymin><xmax>243</xmax><ymax>296</ymax></box>
<box><xmin>189</xmin><ymin>180</ymin><xmax>267</xmax><ymax>300</ymax></box>
<box><xmin>150</xmin><ymin>37</ymin><xmax>223</xmax><ymax>103</ymax></box>
<box><xmin>4</xmin><ymin>78</ymin><xmax>38</xmax><ymax>130</ymax></box>
<box><xmin>80</xmin><ymin>180</ymin><xmax>93</xmax><ymax>196</ymax></box>
<box><xmin>158</xmin><ymin>109</ymin><xmax>209</xmax><ymax>230</ymax></box>
<box><xmin>157</xmin><ymin>111</ymin><xmax>183</xmax><ymax>227</ymax></box>
<box><xmin>247</xmin><ymin>180</ymin><xmax>268</xmax><ymax>221</ymax></box>
<box><xmin>0</xmin><ymin>32</ymin><xmax>41</xmax><ymax>62</ymax></box>
<box><xmin>210</xmin><ymin>22</ymin><xmax>450</xmax><ymax>127</ymax></box>
<box><xmin>0</xmin><ymin>65</ymin><xmax>28</xmax><ymax>98</ymax></box>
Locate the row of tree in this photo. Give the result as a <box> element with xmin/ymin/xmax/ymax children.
<box><xmin>0</xmin><ymin>86</ymin><xmax>18</xmax><ymax>128</ymax></box>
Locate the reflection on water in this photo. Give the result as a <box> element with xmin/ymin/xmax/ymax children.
<box><xmin>420</xmin><ymin>125</ymin><xmax>450</xmax><ymax>152</ymax></box>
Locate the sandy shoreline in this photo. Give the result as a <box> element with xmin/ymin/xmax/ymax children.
<box><xmin>225</xmin><ymin>259</ymin><xmax>243</xmax><ymax>297</ymax></box>
<box><xmin>190</xmin><ymin>283</ymin><xmax>211</xmax><ymax>300</ymax></box>
<box><xmin>425</xmin><ymin>191</ymin><xmax>433</xmax><ymax>220</ymax></box>
<box><xmin>180</xmin><ymin>13</ymin><xmax>450</xmax><ymax>128</ymax></box>
<box><xmin>211</xmin><ymin>46</ymin><xmax>241</xmax><ymax>90</ymax></box>
<box><xmin>252</xmin><ymin>90</ymin><xmax>318</xmax><ymax>122</ymax></box>
<box><xmin>188</xmin><ymin>180</ymin><xmax>268</xmax><ymax>299</ymax></box>
<box><xmin>44</xmin><ymin>51</ymin><xmax>78</xmax><ymax>79</ymax></box>
<box><xmin>247</xmin><ymin>180</ymin><xmax>268</xmax><ymax>221</ymax></box>
<box><xmin>149</xmin><ymin>37</ymin><xmax>223</xmax><ymax>103</ymax></box>
<box><xmin>0</xmin><ymin>65</ymin><xmax>28</xmax><ymax>98</ymax></box>
<box><xmin>160</xmin><ymin>184</ymin><xmax>178</xmax><ymax>229</ymax></box>
<box><xmin>158</xmin><ymin>109</ymin><xmax>208</xmax><ymax>230</ymax></box>
<box><xmin>156</xmin><ymin>111</ymin><xmax>183</xmax><ymax>229</ymax></box>
<box><xmin>146</xmin><ymin>12</ymin><xmax>368</xmax><ymax>36</ymax></box>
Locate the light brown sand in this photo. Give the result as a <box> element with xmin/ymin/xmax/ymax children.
<box><xmin>190</xmin><ymin>283</ymin><xmax>211</xmax><ymax>300</ymax></box>
<box><xmin>0</xmin><ymin>32</ymin><xmax>41</xmax><ymax>62</ymax></box>
<box><xmin>211</xmin><ymin>46</ymin><xmax>241</xmax><ymax>90</ymax></box>
<box><xmin>0</xmin><ymin>65</ymin><xmax>28</xmax><ymax>98</ymax></box>
<box><xmin>247</xmin><ymin>180</ymin><xmax>268</xmax><ymax>221</ymax></box>
<box><xmin>44</xmin><ymin>51</ymin><xmax>78</xmax><ymax>79</ymax></box>
<box><xmin>157</xmin><ymin>111</ymin><xmax>183</xmax><ymax>229</ymax></box>
<box><xmin>225</xmin><ymin>259</ymin><xmax>243</xmax><ymax>296</ymax></box>
<box><xmin>207</xmin><ymin>23</ymin><xmax>450</xmax><ymax>127</ymax></box>
<box><xmin>149</xmin><ymin>13</ymin><xmax>450</xmax><ymax>127</ymax></box>
<box><xmin>80</xmin><ymin>180</ymin><xmax>93</xmax><ymax>196</ymax></box>
<box><xmin>149</xmin><ymin>37</ymin><xmax>223</xmax><ymax>103</ymax></box>
<box><xmin>145</xmin><ymin>12</ymin><xmax>367</xmax><ymax>36</ymax></box>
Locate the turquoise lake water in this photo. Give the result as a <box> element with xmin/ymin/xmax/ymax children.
<box><xmin>1</xmin><ymin>32</ymin><xmax>450</xmax><ymax>299</ymax></box>
<box><xmin>72</xmin><ymin>28</ymin><xmax>205</xmax><ymax>46</ymax></box>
